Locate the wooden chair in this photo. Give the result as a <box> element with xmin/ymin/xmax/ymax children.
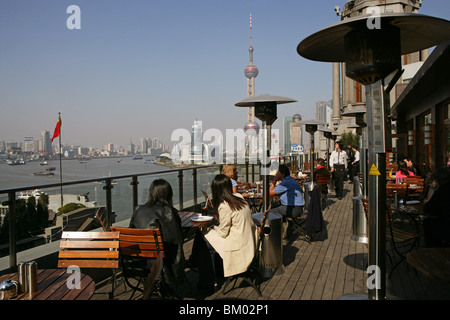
<box><xmin>386</xmin><ymin>184</ymin><xmax>408</xmax><ymax>209</ymax></box>
<box><xmin>303</xmin><ymin>162</ymin><xmax>311</xmax><ymax>172</ymax></box>
<box><xmin>110</xmin><ymin>227</ymin><xmax>164</xmax><ymax>300</ymax></box>
<box><xmin>95</xmin><ymin>207</ymin><xmax>108</xmax><ymax>231</ymax></box>
<box><xmin>386</xmin><ymin>163</ymin><xmax>399</xmax><ymax>177</ymax></box>
<box><xmin>405</xmin><ymin>176</ymin><xmax>425</xmax><ymax>200</ymax></box>
<box><xmin>315</xmin><ymin>173</ymin><xmax>330</xmax><ymax>210</ymax></box>
<box><xmin>237</xmin><ymin>182</ymin><xmax>252</xmax><ymax>193</ymax></box>
<box><xmin>58</xmin><ymin>231</ymin><xmax>120</xmax><ymax>298</ymax></box>
<box><xmin>361</xmin><ymin>198</ymin><xmax>419</xmax><ymax>278</ymax></box>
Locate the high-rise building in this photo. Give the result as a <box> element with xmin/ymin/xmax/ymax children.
<box><xmin>140</xmin><ymin>137</ymin><xmax>148</xmax><ymax>154</ymax></box>
<box><xmin>23</xmin><ymin>137</ymin><xmax>36</xmax><ymax>153</ymax></box>
<box><xmin>191</xmin><ymin>120</ymin><xmax>203</xmax><ymax>162</ymax></box>
<box><xmin>40</xmin><ymin>130</ymin><xmax>51</xmax><ymax>155</ymax></box>
<box><xmin>283</xmin><ymin>114</ymin><xmax>303</xmax><ymax>155</ymax></box>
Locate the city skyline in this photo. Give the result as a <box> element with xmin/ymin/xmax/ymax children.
<box><xmin>1</xmin><ymin>1</ymin><xmax>449</xmax><ymax>148</ymax></box>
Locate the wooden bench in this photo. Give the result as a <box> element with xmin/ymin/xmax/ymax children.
<box><xmin>58</xmin><ymin>231</ymin><xmax>120</xmax><ymax>298</ymax></box>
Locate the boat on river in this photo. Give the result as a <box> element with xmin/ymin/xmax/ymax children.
<box><xmin>33</xmin><ymin>171</ymin><xmax>54</xmax><ymax>176</ymax></box>
<box><xmin>7</xmin><ymin>159</ymin><xmax>26</xmax><ymax>165</ymax></box>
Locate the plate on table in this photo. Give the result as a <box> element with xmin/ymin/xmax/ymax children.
<box><xmin>191</xmin><ymin>215</ymin><xmax>213</xmax><ymax>222</ymax></box>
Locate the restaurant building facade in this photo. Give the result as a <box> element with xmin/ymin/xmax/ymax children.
<box><xmin>391</xmin><ymin>40</ymin><xmax>450</xmax><ymax>176</ymax></box>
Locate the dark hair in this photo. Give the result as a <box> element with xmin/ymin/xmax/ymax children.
<box><xmin>146</xmin><ymin>179</ymin><xmax>173</xmax><ymax>207</ymax></box>
<box><xmin>352</xmin><ymin>145</ymin><xmax>358</xmax><ymax>150</ymax></box>
<box><xmin>278</xmin><ymin>164</ymin><xmax>290</xmax><ymax>177</ymax></box>
<box><xmin>398</xmin><ymin>160</ymin><xmax>411</xmax><ymax>176</ymax></box>
<box><xmin>317</xmin><ymin>158</ymin><xmax>326</xmax><ymax>166</ymax></box>
<box><xmin>211</xmin><ymin>174</ymin><xmax>247</xmax><ymax>213</ymax></box>
<box><xmin>336</xmin><ymin>141</ymin><xmax>343</xmax><ymax>150</ymax></box>
<box><xmin>404</xmin><ymin>156</ymin><xmax>413</xmax><ymax>162</ymax></box>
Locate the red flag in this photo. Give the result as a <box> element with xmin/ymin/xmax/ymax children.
<box><xmin>51</xmin><ymin>117</ymin><xmax>61</xmax><ymax>143</ymax></box>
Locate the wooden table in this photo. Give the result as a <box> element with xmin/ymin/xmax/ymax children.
<box><xmin>406</xmin><ymin>248</ymin><xmax>450</xmax><ymax>282</ymax></box>
<box><xmin>243</xmin><ymin>194</ymin><xmax>263</xmax><ymax>213</ymax></box>
<box><xmin>178</xmin><ymin>211</ymin><xmax>214</xmax><ymax>228</ymax></box>
<box><xmin>0</xmin><ymin>268</ymin><xmax>95</xmax><ymax>300</ymax></box>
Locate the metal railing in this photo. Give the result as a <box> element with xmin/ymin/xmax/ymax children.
<box><xmin>0</xmin><ymin>162</ymin><xmax>264</xmax><ymax>272</ymax></box>
<box><xmin>0</xmin><ymin>165</ymin><xmax>219</xmax><ymax>270</ymax></box>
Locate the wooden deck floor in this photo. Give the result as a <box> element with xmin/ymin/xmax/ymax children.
<box><xmin>91</xmin><ymin>181</ymin><xmax>450</xmax><ymax>301</ymax></box>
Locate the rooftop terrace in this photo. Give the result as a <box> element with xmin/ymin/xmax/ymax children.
<box><xmin>89</xmin><ymin>180</ymin><xmax>450</xmax><ymax>302</ymax></box>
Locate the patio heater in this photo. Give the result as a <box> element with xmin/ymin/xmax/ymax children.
<box><xmin>319</xmin><ymin>127</ymin><xmax>333</xmax><ymax>169</ymax></box>
<box><xmin>236</xmin><ymin>94</ymin><xmax>296</xmax><ymax>212</ymax></box>
<box><xmin>297</xmin><ymin>13</ymin><xmax>450</xmax><ymax>300</ymax></box>
<box><xmin>292</xmin><ymin>114</ymin><xmax>303</xmax><ymax>168</ymax></box>
<box><xmin>298</xmin><ymin>120</ymin><xmax>326</xmax><ymax>191</ymax></box>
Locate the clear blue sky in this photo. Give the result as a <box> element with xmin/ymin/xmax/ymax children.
<box><xmin>1</xmin><ymin>0</ymin><xmax>449</xmax><ymax>148</ymax></box>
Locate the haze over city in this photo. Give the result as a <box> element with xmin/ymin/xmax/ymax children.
<box><xmin>1</xmin><ymin>0</ymin><xmax>449</xmax><ymax>148</ymax></box>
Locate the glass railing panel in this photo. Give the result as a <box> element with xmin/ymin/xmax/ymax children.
<box><xmin>0</xmin><ymin>164</ymin><xmax>224</xmax><ymax>271</ymax></box>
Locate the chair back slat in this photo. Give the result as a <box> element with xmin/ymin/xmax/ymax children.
<box><xmin>315</xmin><ymin>174</ymin><xmax>330</xmax><ymax>186</ymax></box>
<box><xmin>59</xmin><ymin>250</ymin><xmax>119</xmax><ymax>259</ymax></box>
<box><xmin>58</xmin><ymin>231</ymin><xmax>120</xmax><ymax>269</ymax></box>
<box><xmin>60</xmin><ymin>240</ymin><xmax>119</xmax><ymax>249</ymax></box>
<box><xmin>58</xmin><ymin>260</ymin><xmax>118</xmax><ymax>268</ymax></box>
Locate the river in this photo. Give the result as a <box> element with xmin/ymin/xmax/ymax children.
<box><xmin>0</xmin><ymin>157</ymin><xmax>219</xmax><ymax>223</ymax></box>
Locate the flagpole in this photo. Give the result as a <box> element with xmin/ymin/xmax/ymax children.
<box><xmin>58</xmin><ymin>112</ymin><xmax>63</xmax><ymax>209</ymax></box>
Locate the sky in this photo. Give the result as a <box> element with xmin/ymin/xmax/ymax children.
<box><xmin>1</xmin><ymin>0</ymin><xmax>449</xmax><ymax>149</ymax></box>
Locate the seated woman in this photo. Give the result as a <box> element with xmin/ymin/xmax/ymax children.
<box><xmin>222</xmin><ymin>164</ymin><xmax>239</xmax><ymax>193</ymax></box>
<box><xmin>129</xmin><ymin>179</ymin><xmax>185</xmax><ymax>289</ymax></box>
<box><xmin>395</xmin><ymin>160</ymin><xmax>415</xmax><ymax>184</ymax></box>
<box><xmin>269</xmin><ymin>164</ymin><xmax>305</xmax><ymax>218</ymax></box>
<box><xmin>191</xmin><ymin>174</ymin><xmax>256</xmax><ymax>290</ymax></box>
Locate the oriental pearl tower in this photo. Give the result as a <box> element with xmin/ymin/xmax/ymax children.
<box><xmin>243</xmin><ymin>13</ymin><xmax>259</xmax><ymax>136</ymax></box>
<box><xmin>244</xmin><ymin>13</ymin><xmax>259</xmax><ymax>159</ymax></box>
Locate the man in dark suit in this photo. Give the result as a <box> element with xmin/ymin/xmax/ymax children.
<box><xmin>329</xmin><ymin>141</ymin><xmax>348</xmax><ymax>200</ymax></box>
<box><xmin>404</xmin><ymin>156</ymin><xmax>422</xmax><ymax>177</ymax></box>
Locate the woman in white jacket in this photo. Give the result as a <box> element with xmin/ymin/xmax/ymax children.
<box><xmin>190</xmin><ymin>174</ymin><xmax>257</xmax><ymax>291</ymax></box>
<box><xmin>207</xmin><ymin>174</ymin><xmax>257</xmax><ymax>278</ymax></box>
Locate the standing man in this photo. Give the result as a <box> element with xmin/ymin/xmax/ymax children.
<box><xmin>351</xmin><ymin>145</ymin><xmax>360</xmax><ymax>182</ymax></box>
<box><xmin>329</xmin><ymin>141</ymin><xmax>348</xmax><ymax>200</ymax></box>
<box><xmin>343</xmin><ymin>144</ymin><xmax>354</xmax><ymax>182</ymax></box>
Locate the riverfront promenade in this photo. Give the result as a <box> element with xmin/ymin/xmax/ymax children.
<box><xmin>91</xmin><ymin>180</ymin><xmax>450</xmax><ymax>300</ymax></box>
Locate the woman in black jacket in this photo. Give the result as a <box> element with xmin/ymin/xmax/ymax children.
<box><xmin>129</xmin><ymin>179</ymin><xmax>186</xmax><ymax>288</ymax></box>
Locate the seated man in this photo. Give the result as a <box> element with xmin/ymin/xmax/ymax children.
<box><xmin>269</xmin><ymin>164</ymin><xmax>305</xmax><ymax>218</ymax></box>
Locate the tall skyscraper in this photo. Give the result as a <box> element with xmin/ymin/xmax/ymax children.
<box><xmin>40</xmin><ymin>130</ymin><xmax>51</xmax><ymax>155</ymax></box>
<box><xmin>284</xmin><ymin>114</ymin><xmax>303</xmax><ymax>155</ymax></box>
<box><xmin>244</xmin><ymin>13</ymin><xmax>259</xmax><ymax>122</ymax></box>
<box><xmin>140</xmin><ymin>137</ymin><xmax>148</xmax><ymax>154</ymax></box>
<box><xmin>191</xmin><ymin>120</ymin><xmax>203</xmax><ymax>162</ymax></box>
